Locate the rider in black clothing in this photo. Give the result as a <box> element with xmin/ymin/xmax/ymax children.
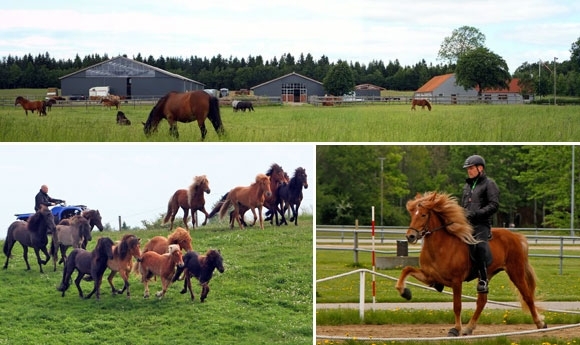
<box><xmin>35</xmin><ymin>185</ymin><xmax>65</xmax><ymax>211</ymax></box>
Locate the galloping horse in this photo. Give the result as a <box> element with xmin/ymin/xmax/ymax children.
<box><xmin>15</xmin><ymin>96</ymin><xmax>46</xmax><ymax>116</ymax></box>
<box><xmin>61</xmin><ymin>209</ymin><xmax>103</xmax><ymax>248</ymax></box>
<box><xmin>50</xmin><ymin>215</ymin><xmax>92</xmax><ymax>271</ymax></box>
<box><xmin>143</xmin><ymin>90</ymin><xmax>225</xmax><ymax>141</ymax></box>
<box><xmin>3</xmin><ymin>205</ymin><xmax>56</xmax><ymax>273</ymax></box>
<box><xmin>106</xmin><ymin>234</ymin><xmax>142</xmax><ymax>298</ymax></box>
<box><xmin>395</xmin><ymin>192</ymin><xmax>546</xmax><ymax>336</ymax></box>
<box><xmin>142</xmin><ymin>227</ymin><xmax>193</xmax><ymax>255</ymax></box>
<box><xmin>172</xmin><ymin>249</ymin><xmax>224</xmax><ymax>302</ymax></box>
<box><xmin>163</xmin><ymin>175</ymin><xmax>211</xmax><ymax>231</ymax></box>
<box><xmin>410</xmin><ymin>98</ymin><xmax>432</xmax><ymax>111</ymax></box>
<box><xmin>277</xmin><ymin>167</ymin><xmax>308</xmax><ymax>226</ymax></box>
<box><xmin>136</xmin><ymin>244</ymin><xmax>184</xmax><ymax>298</ymax></box>
<box><xmin>218</xmin><ymin>173</ymin><xmax>272</xmax><ymax>230</ymax></box>
<box><xmin>56</xmin><ymin>237</ymin><xmax>115</xmax><ymax>300</ymax></box>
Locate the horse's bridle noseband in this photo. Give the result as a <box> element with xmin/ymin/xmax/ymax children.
<box><xmin>408</xmin><ymin>205</ymin><xmax>452</xmax><ymax>240</ymax></box>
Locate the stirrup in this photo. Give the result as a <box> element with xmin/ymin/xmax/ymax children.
<box><xmin>477</xmin><ymin>280</ymin><xmax>489</xmax><ymax>294</ymax></box>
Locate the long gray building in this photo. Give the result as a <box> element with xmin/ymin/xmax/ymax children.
<box><xmin>59</xmin><ymin>56</ymin><xmax>204</xmax><ymax>98</ymax></box>
<box><xmin>251</xmin><ymin>72</ymin><xmax>325</xmax><ymax>103</ymax></box>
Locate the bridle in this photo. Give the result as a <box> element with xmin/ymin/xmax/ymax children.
<box><xmin>408</xmin><ymin>204</ymin><xmax>453</xmax><ymax>240</ymax></box>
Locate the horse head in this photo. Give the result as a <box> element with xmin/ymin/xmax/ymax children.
<box><xmin>256</xmin><ymin>173</ymin><xmax>272</xmax><ymax>198</ymax></box>
<box><xmin>295</xmin><ymin>167</ymin><xmax>308</xmax><ymax>189</ymax></box>
<box><xmin>207</xmin><ymin>249</ymin><xmax>225</xmax><ymax>274</ymax></box>
<box><xmin>168</xmin><ymin>244</ymin><xmax>184</xmax><ymax>268</ymax></box>
<box><xmin>96</xmin><ymin>237</ymin><xmax>115</xmax><ymax>261</ymax></box>
<box><xmin>84</xmin><ymin>210</ymin><xmax>104</xmax><ymax>231</ymax></box>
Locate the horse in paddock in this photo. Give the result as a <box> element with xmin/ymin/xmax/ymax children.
<box><xmin>172</xmin><ymin>249</ymin><xmax>224</xmax><ymax>302</ymax></box>
<box><xmin>143</xmin><ymin>90</ymin><xmax>225</xmax><ymax>140</ymax></box>
<box><xmin>410</xmin><ymin>98</ymin><xmax>432</xmax><ymax>111</ymax></box>
<box><xmin>163</xmin><ymin>175</ymin><xmax>211</xmax><ymax>231</ymax></box>
<box><xmin>15</xmin><ymin>96</ymin><xmax>46</xmax><ymax>116</ymax></box>
<box><xmin>44</xmin><ymin>98</ymin><xmax>57</xmax><ymax>112</ymax></box>
<box><xmin>106</xmin><ymin>234</ymin><xmax>142</xmax><ymax>298</ymax></box>
<box><xmin>56</xmin><ymin>237</ymin><xmax>115</xmax><ymax>300</ymax></box>
<box><xmin>235</xmin><ymin>101</ymin><xmax>254</xmax><ymax>112</ymax></box>
<box><xmin>395</xmin><ymin>192</ymin><xmax>546</xmax><ymax>336</ymax></box>
<box><xmin>101</xmin><ymin>97</ymin><xmax>120</xmax><ymax>110</ymax></box>
<box><xmin>116</xmin><ymin>111</ymin><xmax>131</xmax><ymax>125</ymax></box>
<box><xmin>3</xmin><ymin>205</ymin><xmax>56</xmax><ymax>273</ymax></box>
<box><xmin>218</xmin><ymin>173</ymin><xmax>272</xmax><ymax>230</ymax></box>
<box><xmin>135</xmin><ymin>244</ymin><xmax>184</xmax><ymax>298</ymax></box>
<box><xmin>50</xmin><ymin>215</ymin><xmax>92</xmax><ymax>271</ymax></box>
<box><xmin>277</xmin><ymin>167</ymin><xmax>308</xmax><ymax>226</ymax></box>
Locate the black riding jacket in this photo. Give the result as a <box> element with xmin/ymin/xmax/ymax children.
<box><xmin>461</xmin><ymin>172</ymin><xmax>499</xmax><ymax>230</ymax></box>
<box><xmin>34</xmin><ymin>190</ymin><xmax>62</xmax><ymax>211</ymax></box>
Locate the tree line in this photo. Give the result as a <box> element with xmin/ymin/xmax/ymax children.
<box><xmin>0</xmin><ymin>50</ymin><xmax>576</xmax><ymax>97</ymax></box>
<box><xmin>317</xmin><ymin>145</ymin><xmax>579</xmax><ymax>231</ymax></box>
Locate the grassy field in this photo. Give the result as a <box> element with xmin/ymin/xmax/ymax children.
<box><xmin>0</xmin><ymin>217</ymin><xmax>313</xmax><ymax>345</ymax></box>
<box><xmin>2</xmin><ymin>97</ymin><xmax>579</xmax><ymax>142</ymax></box>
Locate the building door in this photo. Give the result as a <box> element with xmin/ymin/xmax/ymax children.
<box><xmin>126</xmin><ymin>78</ymin><xmax>132</xmax><ymax>99</ymax></box>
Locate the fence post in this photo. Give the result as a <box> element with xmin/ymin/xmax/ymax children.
<box><xmin>353</xmin><ymin>220</ymin><xmax>359</xmax><ymax>265</ymax></box>
<box><xmin>359</xmin><ymin>270</ymin><xmax>365</xmax><ymax>320</ymax></box>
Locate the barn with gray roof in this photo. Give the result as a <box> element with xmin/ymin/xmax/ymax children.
<box><xmin>251</xmin><ymin>72</ymin><xmax>325</xmax><ymax>103</ymax></box>
<box><xmin>59</xmin><ymin>56</ymin><xmax>204</xmax><ymax>99</ymax></box>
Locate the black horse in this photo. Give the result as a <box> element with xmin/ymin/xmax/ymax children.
<box><xmin>3</xmin><ymin>205</ymin><xmax>56</xmax><ymax>273</ymax></box>
<box><xmin>56</xmin><ymin>237</ymin><xmax>115</xmax><ymax>300</ymax></box>
<box><xmin>172</xmin><ymin>249</ymin><xmax>224</xmax><ymax>302</ymax></box>
<box><xmin>235</xmin><ymin>101</ymin><xmax>254</xmax><ymax>112</ymax></box>
<box><xmin>277</xmin><ymin>167</ymin><xmax>308</xmax><ymax>226</ymax></box>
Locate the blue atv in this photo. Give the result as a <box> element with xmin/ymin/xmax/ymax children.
<box><xmin>15</xmin><ymin>204</ymin><xmax>88</xmax><ymax>223</ymax></box>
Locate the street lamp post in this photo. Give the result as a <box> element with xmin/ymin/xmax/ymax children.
<box><xmin>378</xmin><ymin>157</ymin><xmax>385</xmax><ymax>227</ymax></box>
<box><xmin>554</xmin><ymin>57</ymin><xmax>558</xmax><ymax>105</ymax></box>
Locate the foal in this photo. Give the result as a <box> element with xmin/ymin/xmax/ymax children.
<box><xmin>136</xmin><ymin>244</ymin><xmax>184</xmax><ymax>298</ymax></box>
<box><xmin>172</xmin><ymin>249</ymin><xmax>224</xmax><ymax>302</ymax></box>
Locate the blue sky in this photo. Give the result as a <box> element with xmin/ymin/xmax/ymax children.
<box><xmin>0</xmin><ymin>0</ymin><xmax>578</xmax><ymax>74</ymax></box>
<box><xmin>0</xmin><ymin>143</ymin><xmax>314</xmax><ymax>239</ymax></box>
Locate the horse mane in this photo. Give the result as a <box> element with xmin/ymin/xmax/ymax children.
<box><xmin>167</xmin><ymin>227</ymin><xmax>192</xmax><ymax>251</ymax></box>
<box><xmin>116</xmin><ymin>234</ymin><xmax>139</xmax><ymax>260</ymax></box>
<box><xmin>168</xmin><ymin>244</ymin><xmax>180</xmax><ymax>254</ymax></box>
<box><xmin>27</xmin><ymin>211</ymin><xmax>44</xmax><ymax>232</ymax></box>
<box><xmin>254</xmin><ymin>173</ymin><xmax>269</xmax><ymax>184</ymax></box>
<box><xmin>188</xmin><ymin>175</ymin><xmax>208</xmax><ymax>202</ymax></box>
<box><xmin>266</xmin><ymin>163</ymin><xmax>283</xmax><ymax>177</ymax></box>
<box><xmin>407</xmin><ymin>192</ymin><xmax>477</xmax><ymax>244</ymax></box>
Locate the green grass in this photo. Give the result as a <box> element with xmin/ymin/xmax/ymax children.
<box><xmin>0</xmin><ymin>217</ymin><xmax>313</xmax><ymax>345</ymax></box>
<box><xmin>1</xmin><ymin>101</ymin><xmax>579</xmax><ymax>141</ymax></box>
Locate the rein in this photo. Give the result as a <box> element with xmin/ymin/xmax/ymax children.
<box><xmin>409</xmin><ymin>208</ymin><xmax>453</xmax><ymax>239</ymax></box>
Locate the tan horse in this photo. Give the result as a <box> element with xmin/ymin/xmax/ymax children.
<box><xmin>218</xmin><ymin>173</ymin><xmax>272</xmax><ymax>230</ymax></box>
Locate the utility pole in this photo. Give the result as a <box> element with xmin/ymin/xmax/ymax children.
<box><xmin>378</xmin><ymin>157</ymin><xmax>385</xmax><ymax>227</ymax></box>
<box><xmin>554</xmin><ymin>57</ymin><xmax>558</xmax><ymax>105</ymax></box>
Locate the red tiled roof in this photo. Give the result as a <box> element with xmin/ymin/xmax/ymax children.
<box><xmin>480</xmin><ymin>78</ymin><xmax>521</xmax><ymax>93</ymax></box>
<box><xmin>415</xmin><ymin>73</ymin><xmax>454</xmax><ymax>92</ymax></box>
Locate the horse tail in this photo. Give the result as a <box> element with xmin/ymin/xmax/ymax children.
<box><xmin>163</xmin><ymin>193</ymin><xmax>176</xmax><ymax>224</ymax></box>
<box><xmin>207</xmin><ymin>95</ymin><xmax>225</xmax><ymax>136</ymax></box>
<box><xmin>218</xmin><ymin>197</ymin><xmax>232</xmax><ymax>220</ymax></box>
<box><xmin>209</xmin><ymin>192</ymin><xmax>228</xmax><ymax>218</ymax></box>
<box><xmin>144</xmin><ymin>93</ymin><xmax>170</xmax><ymax>135</ymax></box>
<box><xmin>3</xmin><ymin>223</ymin><xmax>18</xmax><ymax>257</ymax></box>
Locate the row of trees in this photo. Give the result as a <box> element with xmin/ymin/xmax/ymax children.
<box><xmin>317</xmin><ymin>145</ymin><xmax>579</xmax><ymax>230</ymax></box>
<box><xmin>1</xmin><ymin>28</ymin><xmax>579</xmax><ymax>96</ymax></box>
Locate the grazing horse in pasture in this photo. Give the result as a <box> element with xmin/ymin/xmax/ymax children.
<box><xmin>163</xmin><ymin>175</ymin><xmax>211</xmax><ymax>231</ymax></box>
<box><xmin>50</xmin><ymin>215</ymin><xmax>92</xmax><ymax>271</ymax></box>
<box><xmin>135</xmin><ymin>244</ymin><xmax>184</xmax><ymax>298</ymax></box>
<box><xmin>172</xmin><ymin>249</ymin><xmax>224</xmax><ymax>302</ymax></box>
<box><xmin>106</xmin><ymin>234</ymin><xmax>142</xmax><ymax>298</ymax></box>
<box><xmin>101</xmin><ymin>97</ymin><xmax>120</xmax><ymax>110</ymax></box>
<box><xmin>116</xmin><ymin>111</ymin><xmax>131</xmax><ymax>125</ymax></box>
<box><xmin>15</xmin><ymin>96</ymin><xmax>46</xmax><ymax>116</ymax></box>
<box><xmin>411</xmin><ymin>98</ymin><xmax>432</xmax><ymax>111</ymax></box>
<box><xmin>56</xmin><ymin>237</ymin><xmax>115</xmax><ymax>300</ymax></box>
<box><xmin>218</xmin><ymin>173</ymin><xmax>272</xmax><ymax>230</ymax></box>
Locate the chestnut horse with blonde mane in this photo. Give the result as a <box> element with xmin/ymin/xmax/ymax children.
<box><xmin>410</xmin><ymin>98</ymin><xmax>431</xmax><ymax>111</ymax></box>
<box><xmin>395</xmin><ymin>192</ymin><xmax>546</xmax><ymax>336</ymax></box>
<box><xmin>142</xmin><ymin>227</ymin><xmax>193</xmax><ymax>255</ymax></box>
<box><xmin>106</xmin><ymin>234</ymin><xmax>142</xmax><ymax>298</ymax></box>
<box><xmin>163</xmin><ymin>175</ymin><xmax>211</xmax><ymax>231</ymax></box>
<box><xmin>218</xmin><ymin>174</ymin><xmax>272</xmax><ymax>230</ymax></box>
<box><xmin>136</xmin><ymin>244</ymin><xmax>184</xmax><ymax>298</ymax></box>
<box><xmin>143</xmin><ymin>90</ymin><xmax>225</xmax><ymax>141</ymax></box>
<box><xmin>15</xmin><ymin>96</ymin><xmax>46</xmax><ymax>116</ymax></box>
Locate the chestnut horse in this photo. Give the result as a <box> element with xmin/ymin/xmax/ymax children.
<box><xmin>395</xmin><ymin>192</ymin><xmax>546</xmax><ymax>336</ymax></box>
<box><xmin>410</xmin><ymin>98</ymin><xmax>432</xmax><ymax>111</ymax></box>
<box><xmin>172</xmin><ymin>249</ymin><xmax>224</xmax><ymax>302</ymax></box>
<box><xmin>15</xmin><ymin>96</ymin><xmax>46</xmax><ymax>116</ymax></box>
<box><xmin>218</xmin><ymin>174</ymin><xmax>272</xmax><ymax>230</ymax></box>
<box><xmin>101</xmin><ymin>97</ymin><xmax>120</xmax><ymax>110</ymax></box>
<box><xmin>163</xmin><ymin>175</ymin><xmax>211</xmax><ymax>231</ymax></box>
<box><xmin>143</xmin><ymin>90</ymin><xmax>225</xmax><ymax>141</ymax></box>
<box><xmin>142</xmin><ymin>227</ymin><xmax>193</xmax><ymax>255</ymax></box>
<box><xmin>136</xmin><ymin>244</ymin><xmax>184</xmax><ymax>298</ymax></box>
<box><xmin>106</xmin><ymin>234</ymin><xmax>142</xmax><ymax>298</ymax></box>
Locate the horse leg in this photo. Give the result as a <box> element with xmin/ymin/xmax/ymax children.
<box><xmin>462</xmin><ymin>289</ymin><xmax>488</xmax><ymax>335</ymax></box>
<box><xmin>506</xmin><ymin>264</ymin><xmax>547</xmax><ymax>329</ymax></box>
<box><xmin>33</xmin><ymin>248</ymin><xmax>46</xmax><ymax>274</ymax></box>
<box><xmin>156</xmin><ymin>278</ymin><xmax>169</xmax><ymax>298</ymax></box>
<box><xmin>107</xmin><ymin>270</ymin><xmax>121</xmax><ymax>294</ymax></box>
<box><xmin>21</xmin><ymin>245</ymin><xmax>31</xmax><ymax>271</ymax></box>
<box><xmin>169</xmin><ymin>123</ymin><xmax>179</xmax><ymax>139</ymax></box>
<box><xmin>448</xmin><ymin>284</ymin><xmax>464</xmax><ymax>336</ymax></box>
<box><xmin>257</xmin><ymin>206</ymin><xmax>264</xmax><ymax>230</ymax></box>
<box><xmin>143</xmin><ymin>279</ymin><xmax>150</xmax><ymax>298</ymax></box>
<box><xmin>200</xmin><ymin>283</ymin><xmax>210</xmax><ymax>302</ymax></box>
<box><xmin>182</xmin><ymin>208</ymin><xmax>190</xmax><ymax>231</ymax></box>
<box><xmin>184</xmin><ymin>274</ymin><xmax>195</xmax><ymax>301</ymax></box>
<box><xmin>120</xmin><ymin>269</ymin><xmax>131</xmax><ymax>298</ymax></box>
<box><xmin>198</xmin><ymin>122</ymin><xmax>208</xmax><ymax>141</ymax></box>
<box><xmin>200</xmin><ymin>208</ymin><xmax>209</xmax><ymax>226</ymax></box>
<box><xmin>74</xmin><ymin>272</ymin><xmax>86</xmax><ymax>298</ymax></box>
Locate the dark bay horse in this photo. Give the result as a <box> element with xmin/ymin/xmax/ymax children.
<box><xmin>50</xmin><ymin>215</ymin><xmax>92</xmax><ymax>271</ymax></box>
<box><xmin>277</xmin><ymin>167</ymin><xmax>308</xmax><ymax>226</ymax></box>
<box><xmin>3</xmin><ymin>205</ymin><xmax>56</xmax><ymax>273</ymax></box>
<box><xmin>395</xmin><ymin>192</ymin><xmax>546</xmax><ymax>336</ymax></box>
<box><xmin>106</xmin><ymin>234</ymin><xmax>142</xmax><ymax>298</ymax></box>
<box><xmin>56</xmin><ymin>237</ymin><xmax>115</xmax><ymax>300</ymax></box>
<box><xmin>143</xmin><ymin>90</ymin><xmax>225</xmax><ymax>141</ymax></box>
<box><xmin>163</xmin><ymin>175</ymin><xmax>211</xmax><ymax>231</ymax></box>
<box><xmin>15</xmin><ymin>96</ymin><xmax>46</xmax><ymax>116</ymax></box>
<box><xmin>44</xmin><ymin>98</ymin><xmax>56</xmax><ymax>112</ymax></box>
<box><xmin>218</xmin><ymin>173</ymin><xmax>272</xmax><ymax>230</ymax></box>
<box><xmin>410</xmin><ymin>98</ymin><xmax>432</xmax><ymax>111</ymax></box>
<box><xmin>172</xmin><ymin>249</ymin><xmax>224</xmax><ymax>302</ymax></box>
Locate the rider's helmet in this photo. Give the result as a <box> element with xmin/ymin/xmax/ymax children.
<box><xmin>462</xmin><ymin>155</ymin><xmax>486</xmax><ymax>168</ymax></box>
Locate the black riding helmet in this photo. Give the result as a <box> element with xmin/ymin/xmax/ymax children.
<box><xmin>463</xmin><ymin>155</ymin><xmax>486</xmax><ymax>168</ymax></box>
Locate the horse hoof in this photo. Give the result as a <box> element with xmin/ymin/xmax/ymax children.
<box><xmin>447</xmin><ymin>328</ymin><xmax>459</xmax><ymax>337</ymax></box>
<box><xmin>401</xmin><ymin>288</ymin><xmax>412</xmax><ymax>300</ymax></box>
<box><xmin>461</xmin><ymin>328</ymin><xmax>473</xmax><ymax>336</ymax></box>
<box><xmin>143</xmin><ymin>294</ymin><xmax>149</xmax><ymax>299</ymax></box>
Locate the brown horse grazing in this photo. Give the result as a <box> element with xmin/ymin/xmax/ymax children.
<box><xmin>172</xmin><ymin>249</ymin><xmax>224</xmax><ymax>302</ymax></box>
<box><xmin>163</xmin><ymin>175</ymin><xmax>211</xmax><ymax>231</ymax></box>
<box><xmin>15</xmin><ymin>96</ymin><xmax>46</xmax><ymax>116</ymax></box>
<box><xmin>56</xmin><ymin>237</ymin><xmax>115</xmax><ymax>300</ymax></box>
<box><xmin>3</xmin><ymin>205</ymin><xmax>56</xmax><ymax>273</ymax></box>
<box><xmin>218</xmin><ymin>173</ymin><xmax>272</xmax><ymax>230</ymax></box>
<box><xmin>395</xmin><ymin>192</ymin><xmax>547</xmax><ymax>336</ymax></box>
<box><xmin>50</xmin><ymin>215</ymin><xmax>92</xmax><ymax>271</ymax></box>
<box><xmin>143</xmin><ymin>90</ymin><xmax>225</xmax><ymax>141</ymax></box>
<box><xmin>106</xmin><ymin>234</ymin><xmax>142</xmax><ymax>298</ymax></box>
<box><xmin>136</xmin><ymin>244</ymin><xmax>184</xmax><ymax>298</ymax></box>
<box><xmin>410</xmin><ymin>98</ymin><xmax>432</xmax><ymax>111</ymax></box>
<box><xmin>101</xmin><ymin>97</ymin><xmax>120</xmax><ymax>110</ymax></box>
